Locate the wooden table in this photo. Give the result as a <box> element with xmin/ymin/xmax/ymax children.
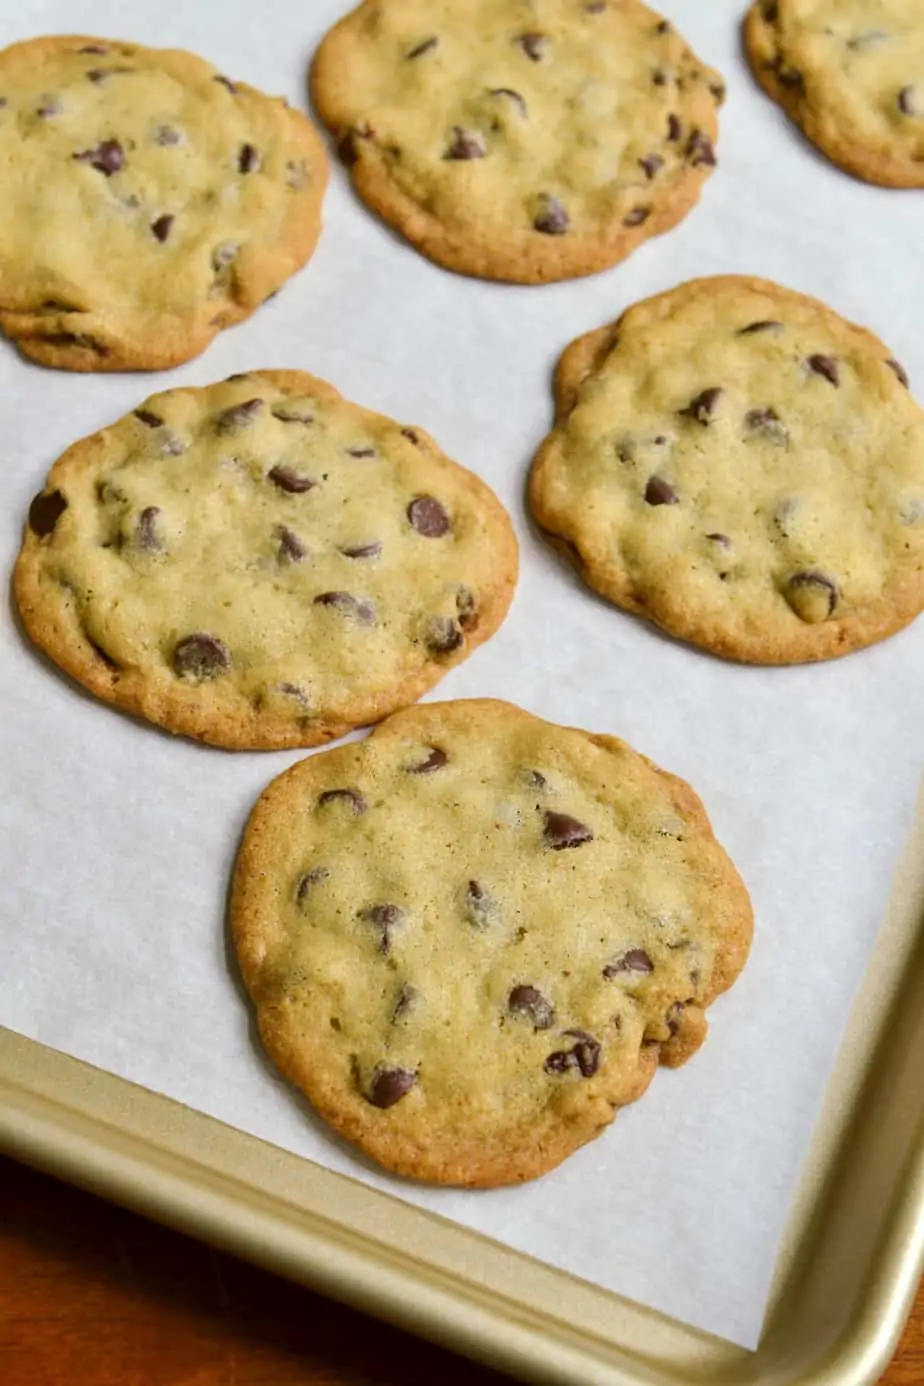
<box><xmin>1</xmin><ymin>1157</ymin><xmax>920</xmax><ymax>1385</ymax></box>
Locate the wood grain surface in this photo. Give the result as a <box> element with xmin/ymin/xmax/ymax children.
<box><xmin>0</xmin><ymin>1155</ymin><xmax>920</xmax><ymax>1385</ymax></box>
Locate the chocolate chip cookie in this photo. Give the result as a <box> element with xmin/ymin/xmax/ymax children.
<box><xmin>231</xmin><ymin>698</ymin><xmax>752</xmax><ymax>1186</ymax></box>
<box><xmin>14</xmin><ymin>372</ymin><xmax>517</xmax><ymax>748</ymax></box>
<box><xmin>0</xmin><ymin>35</ymin><xmax>327</xmax><ymax>370</ymax></box>
<box><xmin>312</xmin><ymin>0</ymin><xmax>723</xmax><ymax>284</ymax></box>
<box><xmin>745</xmin><ymin>1</ymin><xmax>924</xmax><ymax>187</ymax></box>
<box><xmin>529</xmin><ymin>275</ymin><xmax>924</xmax><ymax>664</ymax></box>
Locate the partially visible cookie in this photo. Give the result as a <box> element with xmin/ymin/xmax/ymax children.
<box><xmin>0</xmin><ymin>35</ymin><xmax>327</xmax><ymax>370</ymax></box>
<box><xmin>231</xmin><ymin>698</ymin><xmax>752</xmax><ymax>1187</ymax></box>
<box><xmin>312</xmin><ymin>0</ymin><xmax>723</xmax><ymax>284</ymax></box>
<box><xmin>529</xmin><ymin>275</ymin><xmax>924</xmax><ymax>664</ymax></box>
<box><xmin>745</xmin><ymin>0</ymin><xmax>924</xmax><ymax>187</ymax></box>
<box><xmin>15</xmin><ymin>372</ymin><xmax>517</xmax><ymax>749</ymax></box>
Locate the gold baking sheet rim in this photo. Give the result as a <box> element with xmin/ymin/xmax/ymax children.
<box><xmin>4</xmin><ymin>781</ymin><xmax>924</xmax><ymax>1386</ymax></box>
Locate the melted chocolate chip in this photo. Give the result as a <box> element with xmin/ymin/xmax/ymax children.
<box><xmin>276</xmin><ymin>525</ymin><xmax>306</xmax><ymax>562</ymax></box>
<box><xmin>314</xmin><ymin>592</ymin><xmax>376</xmax><ymax>624</ymax></box>
<box><xmin>685</xmin><ymin>129</ymin><xmax>716</xmax><ymax>166</ymax></box>
<box><xmin>603</xmin><ymin>949</ymin><xmax>653</xmax><ymax>978</ymax></box>
<box><xmin>268</xmin><ymin>464</ymin><xmax>315</xmax><ymax>493</ymax></box>
<box><xmin>666</xmin><ymin>113</ymin><xmax>682</xmax><ymax>142</ymax></box>
<box><xmin>545</xmin><ymin>1030</ymin><xmax>601</xmax><ymax>1078</ymax></box>
<box><xmin>28</xmin><ymin>489</ymin><xmax>67</xmax><ymax>537</ymax></box>
<box><xmin>639</xmin><ymin>154</ymin><xmax>664</xmax><ymax>179</ymax></box>
<box><xmin>151</xmin><ymin>214</ymin><xmax>174</xmax><ymax>242</ymax></box>
<box><xmin>238</xmin><ymin>142</ymin><xmax>260</xmax><ymax>173</ymax></box>
<box><xmin>534</xmin><ymin>194</ymin><xmax>569</xmax><ymax>235</ymax></box>
<box><xmin>623</xmin><ymin>206</ymin><xmax>650</xmax><ymax>226</ymax></box>
<box><xmin>887</xmin><ymin>358</ymin><xmax>910</xmax><ymax>388</ymax></box>
<box><xmin>134</xmin><ymin>408</ymin><xmax>163</xmax><ymax>428</ymax></box>
<box><xmin>216</xmin><ymin>398</ymin><xmax>264</xmax><ymax>431</ymax></box>
<box><xmin>527</xmin><ymin>770</ymin><xmax>547</xmax><ymax>789</ymax></box>
<box><xmin>489</xmin><ymin>87</ymin><xmax>528</xmax><ymax>118</ymax></box>
<box><xmin>898</xmin><ymin>86</ymin><xmax>916</xmax><ymax>116</ymax></box>
<box><xmin>172</xmin><ymin>633</ymin><xmax>230</xmax><ymax>679</ymax></box>
<box><xmin>361</xmin><ymin>903</ymin><xmax>405</xmax><ymax>953</ymax></box>
<box><xmin>406</xmin><ymin>36</ymin><xmax>438</xmax><ymax>59</ymax></box>
<box><xmin>136</xmin><ymin>506</ymin><xmax>161</xmax><ymax>551</ymax></box>
<box><xmin>392</xmin><ymin>984</ymin><xmax>417</xmax><ymax>1022</ymax></box>
<box><xmin>807</xmin><ymin>354</ymin><xmax>839</xmax><ymax>386</ymax></box>
<box><xmin>445</xmin><ymin>127</ymin><xmax>485</xmax><ymax>160</ymax></box>
<box><xmin>706</xmin><ymin>532</ymin><xmax>731</xmax><ymax>548</ymax></box>
<box><xmin>425</xmin><ymin>616</ymin><xmax>464</xmax><ymax>655</ymax></box>
<box><xmin>73</xmin><ymin>139</ymin><xmax>124</xmax><ymax>175</ymax></box>
<box><xmin>341</xmin><ymin>541</ymin><xmax>382</xmax><ymax>559</ymax></box>
<box><xmin>408</xmin><ymin>495</ymin><xmax>450</xmax><ymax>537</ymax></box>
<box><xmin>367</xmin><ymin>1065</ymin><xmax>416</xmax><ymax>1108</ymax></box>
<box><xmin>739</xmin><ymin>319</ymin><xmax>784</xmax><ymax>335</ymax></box>
<box><xmin>272</xmin><ymin>404</ymin><xmax>314</xmax><ymax>424</ymax></box>
<box><xmin>786</xmin><ymin>570</ymin><xmax>839</xmax><ymax>622</ymax></box>
<box><xmin>401</xmin><ymin>427</ymin><xmax>421</xmax><ymax>445</ymax></box>
<box><xmin>680</xmin><ymin>386</ymin><xmax>723</xmax><ymax>423</ymax></box>
<box><xmin>645</xmin><ymin>475</ymin><xmax>678</xmax><ymax>506</ymax></box>
<box><xmin>508</xmin><ymin>985</ymin><xmax>554</xmax><ymax>1030</ymax></box>
<box><xmin>543</xmin><ymin>811</ymin><xmax>593</xmax><ymax>850</ymax></box>
<box><xmin>517</xmin><ymin>32</ymin><xmax>547</xmax><ymax>61</ymax></box>
<box><xmin>456</xmin><ymin>586</ymin><xmax>477</xmax><ymax>629</ymax></box>
<box><xmin>318</xmin><ymin>788</ymin><xmax>366</xmax><ymax>814</ymax></box>
<box><xmin>744</xmin><ymin>407</ymin><xmax>788</xmax><ymax>445</ymax></box>
<box><xmin>296</xmin><ymin>865</ymin><xmax>330</xmax><ymax>904</ymax></box>
<box><xmin>408</xmin><ymin>746</ymin><xmax>447</xmax><ymax>775</ymax></box>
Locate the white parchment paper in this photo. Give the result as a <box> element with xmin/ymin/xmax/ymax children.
<box><xmin>2</xmin><ymin>0</ymin><xmax>923</xmax><ymax>1350</ymax></box>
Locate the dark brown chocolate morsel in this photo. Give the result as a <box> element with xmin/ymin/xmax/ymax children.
<box><xmin>739</xmin><ymin>319</ymin><xmax>784</xmax><ymax>335</ymax></box>
<box><xmin>807</xmin><ymin>354</ymin><xmax>839</xmax><ymax>386</ymax></box>
<box><xmin>639</xmin><ymin>154</ymin><xmax>664</xmax><ymax>179</ymax></box>
<box><xmin>345</xmin><ymin>445</ymin><xmax>376</xmax><ymax>458</ymax></box>
<box><xmin>667</xmin><ymin>113</ymin><xmax>682</xmax><ymax>142</ymax></box>
<box><xmin>623</xmin><ymin>206</ymin><xmax>650</xmax><ymax>226</ymax></box>
<box><xmin>28</xmin><ymin>489</ymin><xmax>68</xmax><ymax>537</ymax></box>
<box><xmin>408</xmin><ymin>495</ymin><xmax>450</xmax><ymax>536</ymax></box>
<box><xmin>710</xmin><ymin>79</ymin><xmax>726</xmax><ymax>102</ymax></box>
<box><xmin>445</xmin><ymin>126</ymin><xmax>486</xmax><ymax>160</ymax></box>
<box><xmin>134</xmin><ymin>408</ymin><xmax>163</xmax><ymax>428</ymax></box>
<box><xmin>277</xmin><ymin>681</ymin><xmax>310</xmax><ymax>705</ymax></box>
<box><xmin>172</xmin><ymin>633</ymin><xmax>230</xmax><ymax>679</ymax></box>
<box><xmin>585</xmin><ymin>1</ymin><xmax>606</xmax><ymax>10</ymax></box>
<box><xmin>517</xmin><ymin>32</ymin><xmax>547</xmax><ymax>61</ymax></box>
<box><xmin>425</xmin><ymin>616</ymin><xmax>464</xmax><ymax>655</ymax></box>
<box><xmin>238</xmin><ymin>143</ymin><xmax>261</xmax><ymax>173</ymax></box>
<box><xmin>786</xmin><ymin>570</ymin><xmax>839</xmax><ymax>622</ymax></box>
<box><xmin>268</xmin><ymin>464</ymin><xmax>315</xmax><ymax>493</ymax></box>
<box><xmin>216</xmin><ymin>398</ymin><xmax>264</xmax><ymax>431</ymax></box>
<box><xmin>744</xmin><ymin>406</ymin><xmax>788</xmax><ymax>445</ymax></box>
<box><xmin>761</xmin><ymin>1</ymin><xmax>778</xmax><ymax>19</ymax></box>
<box><xmin>773</xmin><ymin>60</ymin><xmax>805</xmax><ymax>92</ymax></box>
<box><xmin>656</xmin><ymin>17</ymin><xmax>672</xmax><ymax>32</ymax></box>
<box><xmin>545</xmin><ymin>1030</ymin><xmax>601</xmax><ymax>1077</ymax></box>
<box><xmin>543</xmin><ymin>811</ymin><xmax>594</xmax><ymax>850</ymax></box>
<box><xmin>276</xmin><ymin>525</ymin><xmax>306</xmax><ymax>562</ymax></box>
<box><xmin>644</xmin><ymin>475</ymin><xmax>678</xmax><ymax>506</ymax></box>
<box><xmin>667</xmin><ymin>1002</ymin><xmax>685</xmax><ymax>1036</ymax></box>
<box><xmin>361</xmin><ymin>903</ymin><xmax>405</xmax><ymax>953</ymax></box>
<box><xmin>367</xmin><ymin>1065</ymin><xmax>417</xmax><ymax>1108</ymax></box>
<box><xmin>318</xmin><ymin>787</ymin><xmax>366</xmax><ymax>814</ymax></box>
<box><xmin>898</xmin><ymin>86</ymin><xmax>917</xmax><ymax>116</ymax></box>
<box><xmin>401</xmin><ymin>427</ymin><xmax>421</xmax><ymax>445</ymax></box>
<box><xmin>296</xmin><ymin>865</ymin><xmax>330</xmax><ymax>904</ymax></box>
<box><xmin>603</xmin><ymin>949</ymin><xmax>653</xmax><ymax>978</ymax></box>
<box><xmin>534</xmin><ymin>194</ymin><xmax>569</xmax><ymax>235</ymax></box>
<box><xmin>685</xmin><ymin>129</ymin><xmax>716</xmax><ymax>166</ymax></box>
<box><xmin>73</xmin><ymin>139</ymin><xmax>124</xmax><ymax>175</ymax></box>
<box><xmin>652</xmin><ymin>69</ymin><xmax>667</xmax><ymax>86</ymax></box>
<box><xmin>680</xmin><ymin>386</ymin><xmax>723</xmax><ymax>423</ymax></box>
<box><xmin>408</xmin><ymin>746</ymin><xmax>448</xmax><ymax>774</ymax></box>
<box><xmin>86</xmin><ymin>66</ymin><xmax>133</xmax><ymax>83</ymax></box>
<box><xmin>456</xmin><ymin>586</ymin><xmax>477</xmax><ymax>629</ymax></box>
<box><xmin>706</xmin><ymin>532</ymin><xmax>732</xmax><ymax>548</ymax></box>
<box><xmin>341</xmin><ymin>541</ymin><xmax>382</xmax><ymax>559</ymax></box>
<box><xmin>136</xmin><ymin>506</ymin><xmax>161</xmax><ymax>551</ymax></box>
<box><xmin>272</xmin><ymin>404</ymin><xmax>315</xmax><ymax>424</ymax></box>
<box><xmin>314</xmin><ymin>592</ymin><xmax>376</xmax><ymax>624</ymax></box>
<box><xmin>526</xmin><ymin>769</ymin><xmax>547</xmax><ymax>789</ymax></box>
<box><xmin>406</xmin><ymin>36</ymin><xmax>438</xmax><ymax>59</ymax></box>
<box><xmin>887</xmin><ymin>358</ymin><xmax>910</xmax><ymax>388</ymax></box>
<box><xmin>489</xmin><ymin>87</ymin><xmax>528</xmax><ymax>118</ymax></box>
<box><xmin>507</xmin><ymin>985</ymin><xmax>554</xmax><ymax>1030</ymax></box>
<box><xmin>392</xmin><ymin>984</ymin><xmax>417</xmax><ymax>1022</ymax></box>
<box><xmin>151</xmin><ymin>214</ymin><xmax>174</xmax><ymax>242</ymax></box>
<box><xmin>214</xmin><ymin>74</ymin><xmax>238</xmax><ymax>94</ymax></box>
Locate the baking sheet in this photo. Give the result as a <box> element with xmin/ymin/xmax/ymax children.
<box><xmin>1</xmin><ymin>0</ymin><xmax>923</xmax><ymax>1353</ymax></box>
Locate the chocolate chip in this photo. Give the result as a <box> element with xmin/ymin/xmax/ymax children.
<box><xmin>445</xmin><ymin>126</ymin><xmax>486</xmax><ymax>160</ymax></box>
<box><xmin>639</xmin><ymin>154</ymin><xmax>664</xmax><ymax>179</ymax></box>
<box><xmin>134</xmin><ymin>408</ymin><xmax>163</xmax><ymax>428</ymax></box>
<box><xmin>744</xmin><ymin>407</ymin><xmax>788</xmax><ymax>446</ymax></box>
<box><xmin>425</xmin><ymin>616</ymin><xmax>464</xmax><ymax>656</ymax></box>
<box><xmin>37</xmin><ymin>95</ymin><xmax>62</xmax><ymax>118</ymax></box>
<box><xmin>740</xmin><ymin>319</ymin><xmax>784</xmax><ymax>335</ymax></box>
<box><xmin>78</xmin><ymin>44</ymin><xmax>109</xmax><ymax>54</ymax></box>
<box><xmin>526</xmin><ymin>770</ymin><xmax>547</xmax><ymax>789</ymax></box>
<box><xmin>338</xmin><ymin>125</ymin><xmax>374</xmax><ymax>165</ymax></box>
<box><xmin>685</xmin><ymin>129</ymin><xmax>716</xmax><ymax>166</ymax></box>
<box><xmin>238</xmin><ymin>143</ymin><xmax>260</xmax><ymax>173</ymax></box>
<box><xmin>86</xmin><ymin>66</ymin><xmax>133</xmax><ymax>82</ymax></box>
<box><xmin>73</xmin><ymin>139</ymin><xmax>124</xmax><ymax>175</ymax></box>
<box><xmin>341</xmin><ymin>541</ymin><xmax>382</xmax><ymax>559</ymax></box>
<box><xmin>508</xmin><ymin>985</ymin><xmax>554</xmax><ymax>1030</ymax></box>
<box><xmin>346</xmin><ymin>445</ymin><xmax>376</xmax><ymax>458</ymax></box>
<box><xmin>401</xmin><ymin>427</ymin><xmax>421</xmax><ymax>445</ymax></box>
<box><xmin>296</xmin><ymin>865</ymin><xmax>330</xmax><ymax>904</ymax></box>
<box><xmin>807</xmin><ymin>354</ymin><xmax>839</xmax><ymax>386</ymax></box>
<box><xmin>278</xmin><ymin>681</ymin><xmax>310</xmax><ymax>705</ymax></box>
<box><xmin>644</xmin><ymin>475</ymin><xmax>678</xmax><ymax>506</ymax></box>
<box><xmin>666</xmin><ymin>1002</ymin><xmax>685</xmax><ymax>1036</ymax></box>
<box><xmin>456</xmin><ymin>586</ymin><xmax>477</xmax><ymax>629</ymax></box>
<box><xmin>887</xmin><ymin>358</ymin><xmax>910</xmax><ymax>388</ymax></box>
<box><xmin>517</xmin><ymin>32</ymin><xmax>547</xmax><ymax>61</ymax></box>
<box><xmin>272</xmin><ymin>404</ymin><xmax>314</xmax><ymax>424</ymax></box>
<box><xmin>666</xmin><ymin>114</ymin><xmax>682</xmax><ymax>142</ymax></box>
<box><xmin>710</xmin><ymin>80</ymin><xmax>726</xmax><ymax>102</ymax></box>
<box><xmin>361</xmin><ymin>903</ymin><xmax>405</xmax><ymax>954</ymax></box>
<box><xmin>706</xmin><ymin>532</ymin><xmax>731</xmax><ymax>548</ymax></box>
<box><xmin>543</xmin><ymin>811</ymin><xmax>593</xmax><ymax>850</ymax></box>
<box><xmin>534</xmin><ymin>194</ymin><xmax>569</xmax><ymax>235</ymax></box>
<box><xmin>136</xmin><ymin>506</ymin><xmax>161</xmax><ymax>551</ymax></box>
<box><xmin>774</xmin><ymin>60</ymin><xmax>805</xmax><ymax>93</ymax></box>
<box><xmin>680</xmin><ymin>387</ymin><xmax>723</xmax><ymax>423</ymax></box>
<box><xmin>656</xmin><ymin>18</ymin><xmax>672</xmax><ymax>33</ymax></box>
<box><xmin>151</xmin><ymin>214</ymin><xmax>174</xmax><ymax>242</ymax></box>
<box><xmin>367</xmin><ymin>1065</ymin><xmax>416</xmax><ymax>1108</ymax></box>
<box><xmin>392</xmin><ymin>985</ymin><xmax>417</xmax><ymax>1022</ymax></box>
<box><xmin>156</xmin><ymin>125</ymin><xmax>181</xmax><ymax>146</ymax></box>
<box><xmin>216</xmin><ymin>398</ymin><xmax>264</xmax><ymax>431</ymax></box>
<box><xmin>898</xmin><ymin>86</ymin><xmax>917</xmax><ymax>116</ymax></box>
<box><xmin>28</xmin><ymin>489</ymin><xmax>67</xmax><ymax>537</ymax></box>
<box><xmin>652</xmin><ymin>69</ymin><xmax>668</xmax><ymax>87</ymax></box>
<box><xmin>408</xmin><ymin>747</ymin><xmax>447</xmax><ymax>774</ymax></box>
<box><xmin>172</xmin><ymin>633</ymin><xmax>230</xmax><ymax>679</ymax></box>
<box><xmin>408</xmin><ymin>495</ymin><xmax>450</xmax><ymax>537</ymax></box>
<box><xmin>489</xmin><ymin>87</ymin><xmax>528</xmax><ymax>118</ymax></box>
<box><xmin>623</xmin><ymin>206</ymin><xmax>650</xmax><ymax>226</ymax></box>
<box><xmin>318</xmin><ymin>788</ymin><xmax>366</xmax><ymax>814</ymax></box>
<box><xmin>406</xmin><ymin>36</ymin><xmax>438</xmax><ymax>59</ymax></box>
<box><xmin>785</xmin><ymin>570</ymin><xmax>839</xmax><ymax>623</ymax></box>
<box><xmin>761</xmin><ymin>1</ymin><xmax>778</xmax><ymax>19</ymax></box>
<box><xmin>603</xmin><ymin>949</ymin><xmax>653</xmax><ymax>978</ymax></box>
<box><xmin>314</xmin><ymin>592</ymin><xmax>376</xmax><ymax>624</ymax></box>
<box><xmin>268</xmin><ymin>465</ymin><xmax>315</xmax><ymax>493</ymax></box>
<box><xmin>585</xmin><ymin>1</ymin><xmax>606</xmax><ymax>10</ymax></box>
<box><xmin>276</xmin><ymin>525</ymin><xmax>306</xmax><ymax>562</ymax></box>
<box><xmin>545</xmin><ymin>1030</ymin><xmax>601</xmax><ymax>1078</ymax></box>
<box><xmin>214</xmin><ymin>75</ymin><xmax>237</xmax><ymax>94</ymax></box>
<box><xmin>464</xmin><ymin>880</ymin><xmax>494</xmax><ymax>928</ymax></box>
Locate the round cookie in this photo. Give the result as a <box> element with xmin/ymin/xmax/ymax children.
<box><xmin>745</xmin><ymin>0</ymin><xmax>924</xmax><ymax>187</ymax></box>
<box><xmin>0</xmin><ymin>35</ymin><xmax>327</xmax><ymax>371</ymax></box>
<box><xmin>15</xmin><ymin>372</ymin><xmax>517</xmax><ymax>749</ymax></box>
<box><xmin>232</xmin><ymin>698</ymin><xmax>753</xmax><ymax>1187</ymax></box>
<box><xmin>529</xmin><ymin>275</ymin><xmax>924</xmax><ymax>665</ymax></box>
<box><xmin>311</xmin><ymin>0</ymin><xmax>723</xmax><ymax>284</ymax></box>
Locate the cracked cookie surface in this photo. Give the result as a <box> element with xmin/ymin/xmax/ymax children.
<box><xmin>312</xmin><ymin>0</ymin><xmax>722</xmax><ymax>283</ymax></box>
<box><xmin>529</xmin><ymin>275</ymin><xmax>924</xmax><ymax>664</ymax></box>
<box><xmin>231</xmin><ymin>698</ymin><xmax>752</xmax><ymax>1186</ymax></box>
<box><xmin>14</xmin><ymin>371</ymin><xmax>517</xmax><ymax>749</ymax></box>
<box><xmin>0</xmin><ymin>35</ymin><xmax>327</xmax><ymax>370</ymax></box>
<box><xmin>745</xmin><ymin>0</ymin><xmax>924</xmax><ymax>187</ymax></box>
